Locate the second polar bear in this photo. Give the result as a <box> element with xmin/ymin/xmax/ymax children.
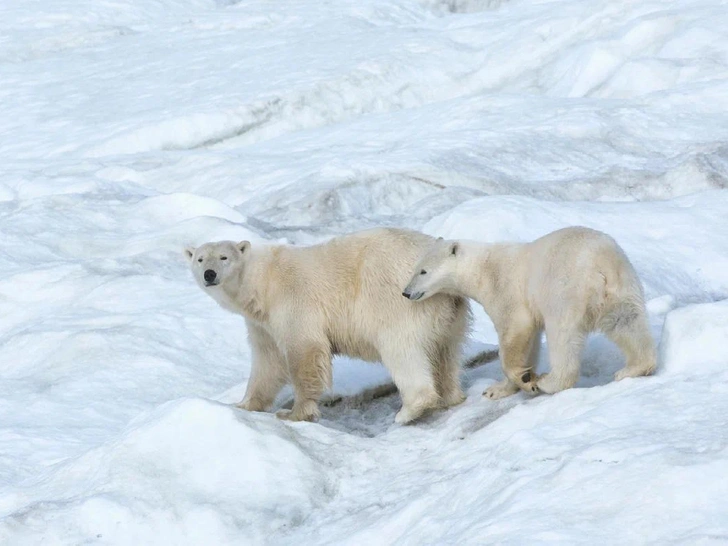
<box><xmin>402</xmin><ymin>226</ymin><xmax>656</xmax><ymax>399</ymax></box>
<box><xmin>186</xmin><ymin>228</ymin><xmax>470</xmax><ymax>424</ymax></box>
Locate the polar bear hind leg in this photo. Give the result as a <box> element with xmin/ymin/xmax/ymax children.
<box><xmin>432</xmin><ymin>338</ymin><xmax>467</xmax><ymax>408</ymax></box>
<box><xmin>431</xmin><ymin>300</ymin><xmax>469</xmax><ymax>408</ymax></box>
<box><xmin>601</xmin><ymin>303</ymin><xmax>657</xmax><ymax>381</ymax></box>
<box><xmin>537</xmin><ymin>325</ymin><xmax>586</xmax><ymax>394</ymax></box>
<box><xmin>380</xmin><ymin>342</ymin><xmax>440</xmax><ymax>424</ymax></box>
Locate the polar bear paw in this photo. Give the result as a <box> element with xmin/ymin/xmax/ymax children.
<box><xmin>394</xmin><ymin>406</ymin><xmax>422</xmax><ymax>424</ymax></box>
<box><xmin>614</xmin><ymin>364</ymin><xmax>655</xmax><ymax>381</ymax></box>
<box><xmin>276</xmin><ymin>400</ymin><xmax>320</xmax><ymax>422</ymax></box>
<box><xmin>235</xmin><ymin>398</ymin><xmax>267</xmax><ymax>412</ymax></box>
<box><xmin>395</xmin><ymin>390</ymin><xmax>440</xmax><ymax>424</ymax></box>
<box><xmin>439</xmin><ymin>388</ymin><xmax>467</xmax><ymax>408</ymax></box>
<box><xmin>483</xmin><ymin>379</ymin><xmax>519</xmax><ymax>400</ymax></box>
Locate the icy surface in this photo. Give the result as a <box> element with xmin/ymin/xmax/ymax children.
<box><xmin>1</xmin><ymin>0</ymin><xmax>728</xmax><ymax>543</ymax></box>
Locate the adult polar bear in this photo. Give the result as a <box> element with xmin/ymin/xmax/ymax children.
<box><xmin>403</xmin><ymin>226</ymin><xmax>656</xmax><ymax>399</ymax></box>
<box><xmin>186</xmin><ymin>228</ymin><xmax>470</xmax><ymax>424</ymax></box>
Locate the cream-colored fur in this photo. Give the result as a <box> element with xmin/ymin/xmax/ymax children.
<box><xmin>403</xmin><ymin>226</ymin><xmax>657</xmax><ymax>399</ymax></box>
<box><xmin>186</xmin><ymin>228</ymin><xmax>470</xmax><ymax>423</ymax></box>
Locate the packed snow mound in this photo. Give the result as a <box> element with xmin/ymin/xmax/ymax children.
<box><xmin>131</xmin><ymin>193</ymin><xmax>246</xmax><ymax>226</ymax></box>
<box><xmin>0</xmin><ymin>399</ymin><xmax>333</xmax><ymax>545</ymax></box>
<box><xmin>240</xmin><ymin>170</ymin><xmax>486</xmax><ymax>239</ymax></box>
<box><xmin>269</xmin><ymin>367</ymin><xmax>728</xmax><ymax>545</ymax></box>
<box><xmin>660</xmin><ymin>299</ymin><xmax>728</xmax><ymax>376</ymax></box>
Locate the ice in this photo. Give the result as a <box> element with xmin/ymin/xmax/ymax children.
<box><xmin>1</xmin><ymin>0</ymin><xmax>728</xmax><ymax>543</ymax></box>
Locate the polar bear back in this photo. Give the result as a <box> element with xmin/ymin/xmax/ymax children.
<box><xmin>523</xmin><ymin>226</ymin><xmax>643</xmax><ymax>327</ymax></box>
<box><xmin>266</xmin><ymin>228</ymin><xmax>468</xmax><ymax>361</ymax></box>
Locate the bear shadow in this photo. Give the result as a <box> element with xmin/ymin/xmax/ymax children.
<box><xmin>271</xmin><ymin>335</ymin><xmax>627</xmax><ymax>437</ymax></box>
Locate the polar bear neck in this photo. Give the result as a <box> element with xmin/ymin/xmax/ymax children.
<box><xmin>219</xmin><ymin>246</ymin><xmax>274</xmax><ymax>323</ymax></box>
<box><xmin>455</xmin><ymin>242</ymin><xmax>525</xmax><ymax>319</ymax></box>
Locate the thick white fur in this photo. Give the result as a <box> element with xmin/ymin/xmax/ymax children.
<box><xmin>186</xmin><ymin>228</ymin><xmax>470</xmax><ymax>424</ymax></box>
<box><xmin>403</xmin><ymin>226</ymin><xmax>657</xmax><ymax>399</ymax></box>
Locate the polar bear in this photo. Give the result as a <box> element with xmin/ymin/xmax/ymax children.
<box><xmin>186</xmin><ymin>228</ymin><xmax>470</xmax><ymax>424</ymax></box>
<box><xmin>402</xmin><ymin>226</ymin><xmax>656</xmax><ymax>399</ymax></box>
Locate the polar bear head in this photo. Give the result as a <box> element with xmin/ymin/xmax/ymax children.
<box><xmin>402</xmin><ymin>238</ymin><xmax>460</xmax><ymax>301</ymax></box>
<box><xmin>185</xmin><ymin>240</ymin><xmax>250</xmax><ymax>291</ymax></box>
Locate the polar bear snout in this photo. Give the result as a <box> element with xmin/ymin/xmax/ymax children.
<box><xmin>402</xmin><ymin>289</ymin><xmax>424</xmax><ymax>301</ymax></box>
<box><xmin>203</xmin><ymin>269</ymin><xmax>218</xmax><ymax>285</ymax></box>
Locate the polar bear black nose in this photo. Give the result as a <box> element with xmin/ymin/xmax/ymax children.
<box><xmin>204</xmin><ymin>269</ymin><xmax>217</xmax><ymax>283</ymax></box>
<box><xmin>402</xmin><ymin>291</ymin><xmax>411</xmax><ymax>299</ymax></box>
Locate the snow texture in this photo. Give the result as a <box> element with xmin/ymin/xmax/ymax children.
<box><xmin>1</xmin><ymin>0</ymin><xmax>727</xmax><ymax>544</ymax></box>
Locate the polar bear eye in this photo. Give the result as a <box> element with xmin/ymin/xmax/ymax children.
<box><xmin>220</xmin><ymin>256</ymin><xmax>228</xmax><ymax>261</ymax></box>
<box><xmin>420</xmin><ymin>269</ymin><xmax>427</xmax><ymax>275</ymax></box>
<box><xmin>197</xmin><ymin>258</ymin><xmax>203</xmax><ymax>263</ymax></box>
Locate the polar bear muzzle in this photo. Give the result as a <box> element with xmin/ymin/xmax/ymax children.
<box><xmin>402</xmin><ymin>289</ymin><xmax>425</xmax><ymax>301</ymax></box>
<box><xmin>204</xmin><ymin>269</ymin><xmax>218</xmax><ymax>286</ymax></box>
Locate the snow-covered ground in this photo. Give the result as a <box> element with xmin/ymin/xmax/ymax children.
<box><xmin>1</xmin><ymin>0</ymin><xmax>728</xmax><ymax>543</ymax></box>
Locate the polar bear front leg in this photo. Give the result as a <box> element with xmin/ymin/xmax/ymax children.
<box><xmin>276</xmin><ymin>343</ymin><xmax>332</xmax><ymax>422</ymax></box>
<box><xmin>486</xmin><ymin>324</ymin><xmax>543</xmax><ymax>399</ymax></box>
<box><xmin>536</xmin><ymin>325</ymin><xmax>585</xmax><ymax>394</ymax></box>
<box><xmin>497</xmin><ymin>319</ymin><xmax>541</xmax><ymax>395</ymax></box>
<box><xmin>237</xmin><ymin>323</ymin><xmax>287</xmax><ymax>412</ymax></box>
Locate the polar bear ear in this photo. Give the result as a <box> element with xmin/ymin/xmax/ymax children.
<box><xmin>450</xmin><ymin>243</ymin><xmax>459</xmax><ymax>256</ymax></box>
<box><xmin>238</xmin><ymin>241</ymin><xmax>251</xmax><ymax>254</ymax></box>
<box><xmin>437</xmin><ymin>236</ymin><xmax>444</xmax><ymax>241</ymax></box>
<box><xmin>184</xmin><ymin>247</ymin><xmax>195</xmax><ymax>261</ymax></box>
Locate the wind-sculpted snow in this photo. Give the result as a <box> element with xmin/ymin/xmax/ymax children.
<box><xmin>0</xmin><ymin>399</ymin><xmax>335</xmax><ymax>544</ymax></box>
<box><xmin>1</xmin><ymin>0</ymin><xmax>728</xmax><ymax>543</ymax></box>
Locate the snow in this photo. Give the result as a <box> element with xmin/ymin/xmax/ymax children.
<box><xmin>1</xmin><ymin>399</ymin><xmax>334</xmax><ymax>544</ymax></box>
<box><xmin>660</xmin><ymin>299</ymin><xmax>728</xmax><ymax>376</ymax></box>
<box><xmin>1</xmin><ymin>0</ymin><xmax>727</xmax><ymax>543</ymax></box>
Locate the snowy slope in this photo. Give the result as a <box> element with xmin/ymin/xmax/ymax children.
<box><xmin>1</xmin><ymin>0</ymin><xmax>728</xmax><ymax>544</ymax></box>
